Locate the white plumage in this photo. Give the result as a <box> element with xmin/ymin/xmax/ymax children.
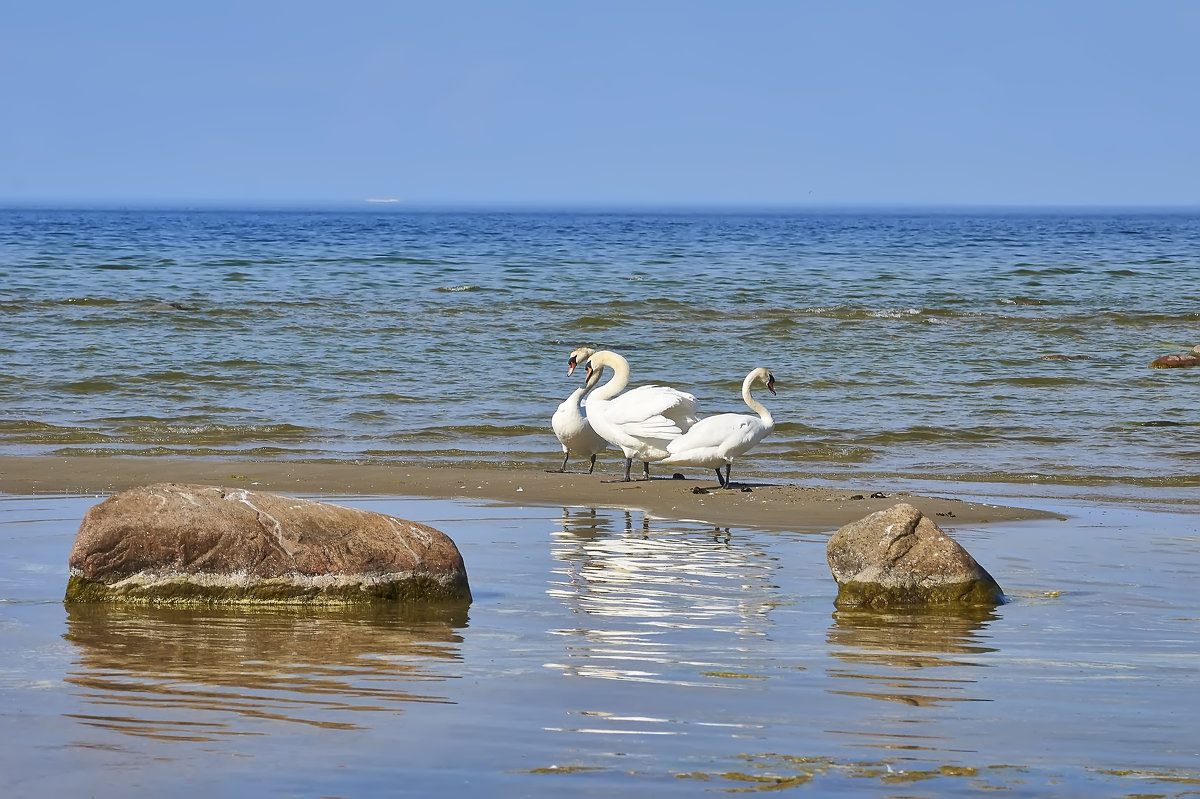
<box><xmin>661</xmin><ymin>367</ymin><xmax>776</xmax><ymax>488</ymax></box>
<box><xmin>547</xmin><ymin>348</ymin><xmax>608</xmax><ymax>473</ymax></box>
<box><xmin>580</xmin><ymin>349</ymin><xmax>700</xmax><ymax>482</ymax></box>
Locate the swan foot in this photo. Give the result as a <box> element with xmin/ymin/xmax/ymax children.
<box><xmin>601</xmin><ymin>458</ymin><xmax>636</xmax><ymax>483</ymax></box>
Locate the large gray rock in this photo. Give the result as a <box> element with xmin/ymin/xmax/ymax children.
<box><xmin>826</xmin><ymin>502</ymin><xmax>1003</xmax><ymax>608</ymax></box>
<box><xmin>65</xmin><ymin>484</ymin><xmax>471</xmax><ymax>605</ymax></box>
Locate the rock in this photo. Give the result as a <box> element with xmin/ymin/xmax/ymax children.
<box><xmin>826</xmin><ymin>502</ymin><xmax>1003</xmax><ymax>608</ymax></box>
<box><xmin>1150</xmin><ymin>353</ymin><xmax>1200</xmax><ymax>368</ymax></box>
<box><xmin>1150</xmin><ymin>344</ymin><xmax>1200</xmax><ymax>368</ymax></box>
<box><xmin>65</xmin><ymin>484</ymin><xmax>471</xmax><ymax>605</ymax></box>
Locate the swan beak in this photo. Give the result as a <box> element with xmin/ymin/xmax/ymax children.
<box><xmin>567</xmin><ymin>358</ymin><xmax>578</xmax><ymax>377</ymax></box>
<box><xmin>767</xmin><ymin>375</ymin><xmax>777</xmax><ymax>395</ymax></box>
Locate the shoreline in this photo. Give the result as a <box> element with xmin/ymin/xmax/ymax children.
<box><xmin>0</xmin><ymin>455</ymin><xmax>1061</xmax><ymax>531</ymax></box>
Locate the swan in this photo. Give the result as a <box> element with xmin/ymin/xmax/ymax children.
<box><xmin>579</xmin><ymin>350</ymin><xmax>700</xmax><ymax>482</ymax></box>
<box><xmin>547</xmin><ymin>348</ymin><xmax>608</xmax><ymax>473</ymax></box>
<box><xmin>660</xmin><ymin>367</ymin><xmax>776</xmax><ymax>488</ymax></box>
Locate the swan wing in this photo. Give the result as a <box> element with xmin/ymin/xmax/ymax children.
<box><xmin>606</xmin><ymin>385</ymin><xmax>699</xmax><ymax>427</ymax></box>
<box><xmin>666</xmin><ymin>414</ymin><xmax>770</xmax><ymax>456</ymax></box>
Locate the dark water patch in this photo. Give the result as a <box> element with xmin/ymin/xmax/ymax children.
<box><xmin>55</xmin><ymin>445</ymin><xmax>320</xmax><ymax>458</ymax></box>
<box><xmin>358</xmin><ymin>392</ymin><xmax>423</xmax><ymax>403</ymax></box>
<box><xmin>117</xmin><ymin>421</ymin><xmax>317</xmax><ymax>444</ymax></box>
<box><xmin>0</xmin><ymin>420</ymin><xmax>116</xmax><ymax>444</ymax></box>
<box><xmin>852</xmin><ymin>426</ymin><xmax>1070</xmax><ymax>447</ymax></box>
<box><xmin>346</xmin><ymin>410</ymin><xmax>394</xmax><ymax>422</ymax></box>
<box><xmin>783</xmin><ymin>444</ymin><xmax>876</xmax><ymax>463</ymax></box>
<box><xmin>964</xmin><ymin>375</ymin><xmax>1090</xmax><ymax>388</ymax></box>
<box><xmin>1009</xmin><ymin>265</ymin><xmax>1087</xmax><ymax>275</ymax></box>
<box><xmin>567</xmin><ymin>314</ymin><xmax>626</xmax><ymax>331</ymax></box>
<box><xmin>60</xmin><ymin>379</ymin><xmax>123</xmax><ymax>394</ymax></box>
<box><xmin>998</xmin><ymin>296</ymin><xmax>1056</xmax><ymax>306</ymax></box>
<box><xmin>93</xmin><ymin>263</ymin><xmax>140</xmax><ymax>271</ymax></box>
<box><xmin>1129</xmin><ymin>419</ymin><xmax>1197</xmax><ymax>428</ymax></box>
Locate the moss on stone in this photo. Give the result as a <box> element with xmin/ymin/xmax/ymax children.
<box><xmin>833</xmin><ymin>578</ymin><xmax>1004</xmax><ymax>609</ymax></box>
<box><xmin>65</xmin><ymin>572</ymin><xmax>471</xmax><ymax>606</ymax></box>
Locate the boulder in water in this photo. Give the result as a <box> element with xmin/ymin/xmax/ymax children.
<box><xmin>826</xmin><ymin>502</ymin><xmax>1003</xmax><ymax>608</ymax></box>
<box><xmin>65</xmin><ymin>484</ymin><xmax>471</xmax><ymax>605</ymax></box>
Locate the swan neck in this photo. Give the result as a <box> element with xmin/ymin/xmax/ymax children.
<box><xmin>742</xmin><ymin>373</ymin><xmax>773</xmax><ymax>423</ymax></box>
<box><xmin>589</xmin><ymin>353</ymin><xmax>630</xmax><ymax>401</ymax></box>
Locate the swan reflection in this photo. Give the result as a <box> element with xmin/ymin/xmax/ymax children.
<box><xmin>825</xmin><ymin>606</ymin><xmax>999</xmax><ymax>709</ymax></box>
<box><xmin>545</xmin><ymin>507</ymin><xmax>778</xmax><ymax>686</ymax></box>
<box><xmin>63</xmin><ymin>602</ymin><xmax>468</xmax><ymax>741</ymax></box>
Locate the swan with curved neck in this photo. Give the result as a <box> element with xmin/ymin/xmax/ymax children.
<box><xmin>661</xmin><ymin>367</ymin><xmax>776</xmax><ymax>488</ymax></box>
<box><xmin>579</xmin><ymin>349</ymin><xmax>699</xmax><ymax>482</ymax></box>
<box><xmin>547</xmin><ymin>348</ymin><xmax>607</xmax><ymax>473</ymax></box>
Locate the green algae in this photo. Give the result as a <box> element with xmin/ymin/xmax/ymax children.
<box><xmin>833</xmin><ymin>578</ymin><xmax>1004</xmax><ymax>609</ymax></box>
<box><xmin>64</xmin><ymin>572</ymin><xmax>472</xmax><ymax>605</ymax></box>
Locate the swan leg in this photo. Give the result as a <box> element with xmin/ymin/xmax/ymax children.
<box><xmin>545</xmin><ymin>451</ymin><xmax>570</xmax><ymax>473</ymax></box>
<box><xmin>714</xmin><ymin>467</ymin><xmax>726</xmax><ymax>487</ymax></box>
<box><xmin>721</xmin><ymin>463</ymin><xmax>734</xmax><ymax>489</ymax></box>
<box><xmin>603</xmin><ymin>457</ymin><xmax>634</xmax><ymax>483</ymax></box>
<box><xmin>587</xmin><ymin>454</ymin><xmax>596</xmax><ymax>474</ymax></box>
<box><xmin>637</xmin><ymin>461</ymin><xmax>652</xmax><ymax>481</ymax></box>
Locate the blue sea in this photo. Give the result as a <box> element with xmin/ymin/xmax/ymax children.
<box><xmin>3</xmin><ymin>208</ymin><xmax>1200</xmax><ymax>797</ymax></box>
<box><xmin>1</xmin><ymin>207</ymin><xmax>1198</xmax><ymax>501</ymax></box>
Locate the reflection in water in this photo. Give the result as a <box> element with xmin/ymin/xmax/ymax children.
<box><xmin>826</xmin><ymin>606</ymin><xmax>998</xmax><ymax>725</ymax></box>
<box><xmin>63</xmin><ymin>602</ymin><xmax>468</xmax><ymax>742</ymax></box>
<box><xmin>545</xmin><ymin>507</ymin><xmax>779</xmax><ymax>688</ymax></box>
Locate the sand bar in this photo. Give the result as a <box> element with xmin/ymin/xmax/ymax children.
<box><xmin>0</xmin><ymin>455</ymin><xmax>1060</xmax><ymax>531</ymax></box>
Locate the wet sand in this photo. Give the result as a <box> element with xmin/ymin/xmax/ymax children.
<box><xmin>0</xmin><ymin>455</ymin><xmax>1059</xmax><ymax>530</ymax></box>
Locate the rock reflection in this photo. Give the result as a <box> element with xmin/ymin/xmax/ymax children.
<box><xmin>545</xmin><ymin>507</ymin><xmax>778</xmax><ymax>687</ymax></box>
<box><xmin>63</xmin><ymin>602</ymin><xmax>468</xmax><ymax>741</ymax></box>
<box><xmin>826</xmin><ymin>606</ymin><xmax>999</xmax><ymax>709</ymax></box>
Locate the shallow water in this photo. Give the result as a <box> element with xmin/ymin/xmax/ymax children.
<box><xmin>3</xmin><ymin>492</ymin><xmax>1198</xmax><ymax>797</ymax></box>
<box><xmin>2</xmin><ymin>209</ymin><xmax>1199</xmax><ymax>491</ymax></box>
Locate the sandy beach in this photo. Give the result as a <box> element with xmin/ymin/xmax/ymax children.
<box><xmin>0</xmin><ymin>455</ymin><xmax>1059</xmax><ymax>531</ymax></box>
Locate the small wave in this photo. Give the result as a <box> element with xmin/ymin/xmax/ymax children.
<box><xmin>61</xmin><ymin>379</ymin><xmax>123</xmax><ymax>394</ymax></box>
<box><xmin>1008</xmin><ymin>265</ymin><xmax>1087</xmax><ymax>275</ymax></box>
<box><xmin>435</xmin><ymin>285</ymin><xmax>482</xmax><ymax>293</ymax></box>
<box><xmin>63</xmin><ymin>296</ymin><xmax>121</xmax><ymax>307</ymax></box>
<box><xmin>868</xmin><ymin>307</ymin><xmax>923</xmax><ymax>319</ymax></box>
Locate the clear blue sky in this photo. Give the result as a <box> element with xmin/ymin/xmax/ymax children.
<box><xmin>4</xmin><ymin>1</ymin><xmax>1198</xmax><ymax>209</ymax></box>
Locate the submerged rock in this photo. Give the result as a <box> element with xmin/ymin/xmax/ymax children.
<box><xmin>826</xmin><ymin>503</ymin><xmax>1003</xmax><ymax>608</ymax></box>
<box><xmin>1150</xmin><ymin>345</ymin><xmax>1200</xmax><ymax>368</ymax></box>
<box><xmin>65</xmin><ymin>483</ymin><xmax>471</xmax><ymax>605</ymax></box>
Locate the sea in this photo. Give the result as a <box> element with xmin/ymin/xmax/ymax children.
<box><xmin>2</xmin><ymin>208</ymin><xmax>1200</xmax><ymax>797</ymax></box>
<box><xmin>1</xmin><ymin>207</ymin><xmax>1198</xmax><ymax>504</ymax></box>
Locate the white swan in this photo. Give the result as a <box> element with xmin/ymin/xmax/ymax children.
<box><xmin>661</xmin><ymin>367</ymin><xmax>776</xmax><ymax>488</ymax></box>
<box><xmin>547</xmin><ymin>348</ymin><xmax>608</xmax><ymax>473</ymax></box>
<box><xmin>579</xmin><ymin>350</ymin><xmax>700</xmax><ymax>482</ymax></box>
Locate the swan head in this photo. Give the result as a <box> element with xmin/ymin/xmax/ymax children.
<box><xmin>567</xmin><ymin>347</ymin><xmax>596</xmax><ymax>377</ymax></box>
<box><xmin>584</xmin><ymin>361</ymin><xmax>603</xmax><ymax>389</ymax></box>
<box><xmin>751</xmin><ymin>367</ymin><xmax>777</xmax><ymax>395</ymax></box>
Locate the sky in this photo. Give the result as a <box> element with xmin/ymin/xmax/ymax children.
<box><xmin>4</xmin><ymin>1</ymin><xmax>1199</xmax><ymax>209</ymax></box>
